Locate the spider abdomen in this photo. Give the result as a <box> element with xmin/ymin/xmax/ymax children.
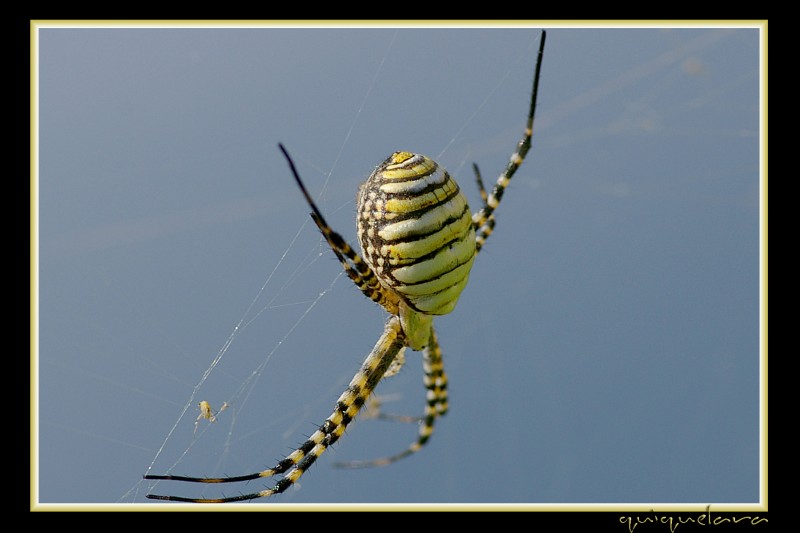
<box><xmin>357</xmin><ymin>152</ymin><xmax>476</xmax><ymax>316</ymax></box>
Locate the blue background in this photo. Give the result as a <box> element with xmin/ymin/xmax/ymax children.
<box><xmin>35</xmin><ymin>24</ymin><xmax>762</xmax><ymax>506</ymax></box>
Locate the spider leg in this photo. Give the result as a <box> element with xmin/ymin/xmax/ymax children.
<box><xmin>145</xmin><ymin>317</ymin><xmax>407</xmax><ymax>503</ymax></box>
<box><xmin>473</xmin><ymin>30</ymin><xmax>546</xmax><ymax>253</ymax></box>
<box><xmin>472</xmin><ymin>162</ymin><xmax>497</xmax><ymax>244</ymax></box>
<box><xmin>333</xmin><ymin>327</ymin><xmax>448</xmax><ymax>469</ymax></box>
<box><xmin>279</xmin><ymin>144</ymin><xmax>400</xmax><ymax>315</ymax></box>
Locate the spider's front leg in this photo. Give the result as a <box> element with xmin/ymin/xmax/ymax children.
<box><xmin>145</xmin><ymin>317</ymin><xmax>407</xmax><ymax>503</ymax></box>
<box><xmin>334</xmin><ymin>326</ymin><xmax>449</xmax><ymax>469</ymax></box>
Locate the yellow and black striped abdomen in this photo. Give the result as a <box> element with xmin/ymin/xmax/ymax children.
<box><xmin>357</xmin><ymin>152</ymin><xmax>476</xmax><ymax>317</ymax></box>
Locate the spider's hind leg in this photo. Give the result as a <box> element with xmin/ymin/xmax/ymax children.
<box><xmin>279</xmin><ymin>144</ymin><xmax>401</xmax><ymax>315</ymax></box>
<box><xmin>473</xmin><ymin>29</ymin><xmax>546</xmax><ymax>253</ymax></box>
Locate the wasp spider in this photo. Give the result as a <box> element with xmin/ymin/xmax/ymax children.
<box><xmin>145</xmin><ymin>30</ymin><xmax>546</xmax><ymax>503</ymax></box>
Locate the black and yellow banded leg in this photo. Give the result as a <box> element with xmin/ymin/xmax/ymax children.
<box><xmin>280</xmin><ymin>144</ymin><xmax>401</xmax><ymax>315</ymax></box>
<box><xmin>145</xmin><ymin>317</ymin><xmax>406</xmax><ymax>503</ymax></box>
<box><xmin>334</xmin><ymin>328</ymin><xmax>449</xmax><ymax>469</ymax></box>
<box><xmin>472</xmin><ymin>162</ymin><xmax>498</xmax><ymax>247</ymax></box>
<box><xmin>473</xmin><ymin>30</ymin><xmax>546</xmax><ymax>253</ymax></box>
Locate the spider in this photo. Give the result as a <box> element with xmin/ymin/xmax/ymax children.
<box><xmin>194</xmin><ymin>401</ymin><xmax>228</xmax><ymax>436</ymax></box>
<box><xmin>145</xmin><ymin>30</ymin><xmax>546</xmax><ymax>503</ymax></box>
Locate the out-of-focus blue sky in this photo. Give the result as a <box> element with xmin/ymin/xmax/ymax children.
<box><xmin>35</xmin><ymin>23</ymin><xmax>763</xmax><ymax>507</ymax></box>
